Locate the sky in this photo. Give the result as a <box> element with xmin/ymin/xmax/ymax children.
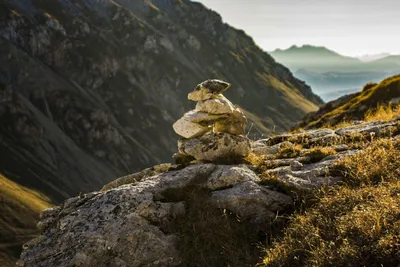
<box><xmin>195</xmin><ymin>0</ymin><xmax>400</xmax><ymax>57</ymax></box>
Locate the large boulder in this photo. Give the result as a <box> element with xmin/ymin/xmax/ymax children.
<box><xmin>18</xmin><ymin>164</ymin><xmax>292</xmax><ymax>267</ymax></box>
<box><xmin>178</xmin><ymin>133</ymin><xmax>251</xmax><ymax>162</ymax></box>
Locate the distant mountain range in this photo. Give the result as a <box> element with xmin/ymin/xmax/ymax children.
<box><xmin>271</xmin><ymin>45</ymin><xmax>400</xmax><ymax>101</ymax></box>
<box><xmin>357</xmin><ymin>53</ymin><xmax>390</xmax><ymax>62</ymax></box>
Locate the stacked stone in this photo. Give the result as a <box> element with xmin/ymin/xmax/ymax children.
<box><xmin>173</xmin><ymin>79</ymin><xmax>251</xmax><ymax>162</ymax></box>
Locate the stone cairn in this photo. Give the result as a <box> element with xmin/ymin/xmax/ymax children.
<box><xmin>173</xmin><ymin>79</ymin><xmax>251</xmax><ymax>162</ymax></box>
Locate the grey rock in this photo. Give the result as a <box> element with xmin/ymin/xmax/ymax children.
<box><xmin>18</xmin><ymin>163</ymin><xmax>293</xmax><ymax>267</ymax></box>
<box><xmin>213</xmin><ymin>107</ymin><xmax>247</xmax><ymax>135</ymax></box>
<box><xmin>40</xmin><ymin>206</ymin><xmax>61</xmax><ymax>219</ymax></box>
<box><xmin>263</xmin><ymin>157</ymin><xmax>311</xmax><ymax>168</ymax></box>
<box><xmin>172</xmin><ymin>152</ymin><xmax>195</xmax><ymax>165</ymax></box>
<box><xmin>331</xmin><ymin>144</ymin><xmax>350</xmax><ymax>152</ymax></box>
<box><xmin>267</xmin><ymin>129</ymin><xmax>335</xmax><ymax>146</ymax></box>
<box><xmin>178</xmin><ymin>133</ymin><xmax>251</xmax><ymax>162</ymax></box>
<box><xmin>309</xmin><ymin>133</ymin><xmax>340</xmax><ymax>145</ymax></box>
<box><xmin>336</xmin><ymin>120</ymin><xmax>398</xmax><ymax>137</ymax></box>
<box><xmin>195</xmin><ymin>95</ymin><xmax>235</xmax><ymax>115</ymax></box>
<box><xmin>290</xmin><ymin>160</ymin><xmax>303</xmax><ymax>171</ymax></box>
<box><xmin>206</xmin><ymin>165</ymin><xmax>260</xmax><ymax>190</ymax></box>
<box><xmin>264</xmin><ymin>150</ymin><xmax>359</xmax><ymax>190</ymax></box>
<box><xmin>211</xmin><ymin>181</ymin><xmax>292</xmax><ymax>224</ymax></box>
<box><xmin>172</xmin><ymin>114</ymin><xmax>212</xmax><ymax>139</ymax></box>
<box><xmin>251</xmin><ymin>141</ymin><xmax>293</xmax><ymax>157</ymax></box>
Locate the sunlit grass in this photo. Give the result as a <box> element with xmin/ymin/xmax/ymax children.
<box><xmin>261</xmin><ymin>139</ymin><xmax>400</xmax><ymax>267</ymax></box>
<box><xmin>0</xmin><ymin>174</ymin><xmax>52</xmax><ymax>266</ymax></box>
<box><xmin>365</xmin><ymin>103</ymin><xmax>400</xmax><ymax>122</ymax></box>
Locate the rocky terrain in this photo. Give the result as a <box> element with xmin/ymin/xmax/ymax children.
<box><xmin>0</xmin><ymin>0</ymin><xmax>323</xmax><ymax>206</ymax></box>
<box><xmin>17</xmin><ymin>115</ymin><xmax>400</xmax><ymax>266</ymax></box>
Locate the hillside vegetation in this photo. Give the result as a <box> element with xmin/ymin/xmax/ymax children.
<box><xmin>0</xmin><ymin>174</ymin><xmax>52</xmax><ymax>267</ymax></box>
<box><xmin>297</xmin><ymin>74</ymin><xmax>400</xmax><ymax>129</ymax></box>
<box><xmin>257</xmin><ymin>103</ymin><xmax>400</xmax><ymax>267</ymax></box>
<box><xmin>262</xmin><ymin>139</ymin><xmax>400</xmax><ymax>267</ymax></box>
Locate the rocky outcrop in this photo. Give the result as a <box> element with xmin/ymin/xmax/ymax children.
<box><xmin>18</xmin><ymin>164</ymin><xmax>291</xmax><ymax>267</ymax></box>
<box><xmin>17</xmin><ymin>118</ymin><xmax>400</xmax><ymax>266</ymax></box>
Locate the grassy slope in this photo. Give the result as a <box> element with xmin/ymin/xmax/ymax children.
<box><xmin>298</xmin><ymin>74</ymin><xmax>400</xmax><ymax>129</ymax></box>
<box><xmin>262</xmin><ymin>139</ymin><xmax>400</xmax><ymax>267</ymax></box>
<box><xmin>0</xmin><ymin>174</ymin><xmax>52</xmax><ymax>266</ymax></box>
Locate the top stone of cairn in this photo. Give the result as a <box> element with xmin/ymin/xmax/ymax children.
<box><xmin>188</xmin><ymin>79</ymin><xmax>231</xmax><ymax>101</ymax></box>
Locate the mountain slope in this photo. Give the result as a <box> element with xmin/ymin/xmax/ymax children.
<box><xmin>0</xmin><ymin>0</ymin><xmax>322</xmax><ymax>202</ymax></box>
<box><xmin>357</xmin><ymin>53</ymin><xmax>390</xmax><ymax>62</ymax></box>
<box><xmin>0</xmin><ymin>174</ymin><xmax>52</xmax><ymax>267</ymax></box>
<box><xmin>371</xmin><ymin>55</ymin><xmax>400</xmax><ymax>69</ymax></box>
<box><xmin>297</xmin><ymin>74</ymin><xmax>400</xmax><ymax>129</ymax></box>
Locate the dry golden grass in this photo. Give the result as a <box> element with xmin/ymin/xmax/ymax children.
<box><xmin>0</xmin><ymin>175</ymin><xmax>51</xmax><ymax>213</ymax></box>
<box><xmin>364</xmin><ymin>103</ymin><xmax>400</xmax><ymax>122</ymax></box>
<box><xmin>261</xmin><ymin>139</ymin><xmax>400</xmax><ymax>267</ymax></box>
<box><xmin>245</xmin><ymin>152</ymin><xmax>267</xmax><ymax>169</ymax></box>
<box><xmin>324</xmin><ymin>119</ymin><xmax>355</xmax><ymax>130</ymax></box>
<box><xmin>0</xmin><ymin>174</ymin><xmax>52</xmax><ymax>267</ymax></box>
<box><xmin>275</xmin><ymin>143</ymin><xmax>303</xmax><ymax>159</ymax></box>
<box><xmin>334</xmin><ymin>139</ymin><xmax>400</xmax><ymax>186</ymax></box>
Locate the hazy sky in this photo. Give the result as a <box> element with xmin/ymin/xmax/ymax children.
<box><xmin>195</xmin><ymin>0</ymin><xmax>400</xmax><ymax>57</ymax></box>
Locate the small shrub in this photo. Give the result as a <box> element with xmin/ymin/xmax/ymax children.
<box><xmin>362</xmin><ymin>82</ymin><xmax>378</xmax><ymax>91</ymax></box>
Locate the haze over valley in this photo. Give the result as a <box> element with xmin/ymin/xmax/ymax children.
<box><xmin>270</xmin><ymin>45</ymin><xmax>400</xmax><ymax>101</ymax></box>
